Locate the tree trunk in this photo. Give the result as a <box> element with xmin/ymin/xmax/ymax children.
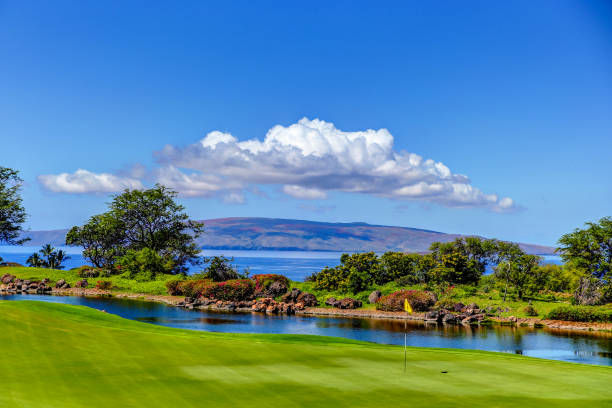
<box><xmin>503</xmin><ymin>280</ymin><xmax>508</xmax><ymax>302</ymax></box>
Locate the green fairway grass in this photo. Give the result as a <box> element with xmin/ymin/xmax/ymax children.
<box><xmin>0</xmin><ymin>301</ymin><xmax>610</xmax><ymax>407</ymax></box>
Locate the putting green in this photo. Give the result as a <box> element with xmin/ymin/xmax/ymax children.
<box><xmin>0</xmin><ymin>301</ymin><xmax>610</xmax><ymax>407</ymax></box>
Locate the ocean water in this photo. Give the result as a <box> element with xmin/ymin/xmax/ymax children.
<box><xmin>0</xmin><ymin>246</ymin><xmax>343</xmax><ymax>281</ymax></box>
<box><xmin>0</xmin><ymin>246</ymin><xmax>562</xmax><ymax>282</ymax></box>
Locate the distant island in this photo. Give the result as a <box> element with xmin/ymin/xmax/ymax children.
<box><xmin>19</xmin><ymin>217</ymin><xmax>555</xmax><ymax>255</ymax></box>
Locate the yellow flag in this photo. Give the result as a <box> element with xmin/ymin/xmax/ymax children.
<box><xmin>404</xmin><ymin>299</ymin><xmax>413</xmax><ymax>314</ymax></box>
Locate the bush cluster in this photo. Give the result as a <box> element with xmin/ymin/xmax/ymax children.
<box><xmin>177</xmin><ymin>279</ymin><xmax>212</xmax><ymax>298</ymax></box>
<box><xmin>95</xmin><ymin>280</ymin><xmax>113</xmax><ymax>290</ymax></box>
<box><xmin>545</xmin><ymin>306</ymin><xmax>612</xmax><ymax>322</ymax></box>
<box><xmin>116</xmin><ymin>248</ymin><xmax>174</xmax><ymax>281</ymax></box>
<box><xmin>523</xmin><ymin>305</ymin><xmax>539</xmax><ymax>316</ymax></box>
<box><xmin>252</xmin><ymin>274</ymin><xmax>289</xmax><ymax>293</ymax></box>
<box><xmin>76</xmin><ymin>266</ymin><xmax>102</xmax><ymax>278</ymax></box>
<box><xmin>201</xmin><ymin>279</ymin><xmax>255</xmax><ymax>301</ymax></box>
<box><xmin>375</xmin><ymin>290</ymin><xmax>437</xmax><ymax>312</ymax></box>
<box><xmin>165</xmin><ymin>278</ymin><xmax>184</xmax><ymax>296</ymax></box>
<box><xmin>311</xmin><ymin>252</ymin><xmax>434</xmax><ymax>294</ymax></box>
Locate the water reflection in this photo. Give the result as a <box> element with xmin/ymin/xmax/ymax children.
<box><xmin>2</xmin><ymin>293</ymin><xmax>610</xmax><ymax>366</ymax></box>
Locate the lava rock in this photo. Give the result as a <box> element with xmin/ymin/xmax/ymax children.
<box><xmin>325</xmin><ymin>297</ymin><xmax>338</xmax><ymax>307</ymax></box>
<box><xmin>453</xmin><ymin>302</ymin><xmax>465</xmax><ymax>312</ymax></box>
<box><xmin>56</xmin><ymin>278</ymin><xmax>69</xmax><ymax>288</ymax></box>
<box><xmin>74</xmin><ymin>279</ymin><xmax>88</xmax><ymax>288</ymax></box>
<box><xmin>442</xmin><ymin>313</ymin><xmax>458</xmax><ymax>324</ymax></box>
<box><xmin>296</xmin><ymin>292</ymin><xmax>318</xmax><ymax>307</ymax></box>
<box><xmin>368</xmin><ymin>290</ymin><xmax>382</xmax><ymax>304</ymax></box>
<box><xmin>425</xmin><ymin>311</ymin><xmax>441</xmax><ymax>322</ymax></box>
<box><xmin>265</xmin><ymin>280</ymin><xmax>288</xmax><ymax>297</ymax></box>
<box><xmin>281</xmin><ymin>288</ymin><xmax>302</xmax><ymax>303</ymax></box>
<box><xmin>336</xmin><ymin>298</ymin><xmax>362</xmax><ymax>309</ymax></box>
<box><xmin>1</xmin><ymin>274</ymin><xmax>15</xmax><ymax>284</ymax></box>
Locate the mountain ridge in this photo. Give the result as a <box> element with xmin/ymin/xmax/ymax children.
<box><xmin>17</xmin><ymin>217</ymin><xmax>556</xmax><ymax>255</ymax></box>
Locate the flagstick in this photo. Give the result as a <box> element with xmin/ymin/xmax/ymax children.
<box><xmin>403</xmin><ymin>319</ymin><xmax>407</xmax><ymax>374</ymax></box>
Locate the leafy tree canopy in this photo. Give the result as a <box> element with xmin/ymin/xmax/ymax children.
<box><xmin>557</xmin><ymin>217</ymin><xmax>612</xmax><ymax>281</ymax></box>
<box><xmin>66</xmin><ymin>184</ymin><xmax>204</xmax><ymax>274</ymax></box>
<box><xmin>199</xmin><ymin>256</ymin><xmax>246</xmax><ymax>282</ymax></box>
<box><xmin>0</xmin><ymin>167</ymin><xmax>28</xmax><ymax>245</ymax></box>
<box><xmin>429</xmin><ymin>237</ymin><xmax>500</xmax><ymax>284</ymax></box>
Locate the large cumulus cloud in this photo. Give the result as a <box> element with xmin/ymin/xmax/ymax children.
<box><xmin>37</xmin><ymin>118</ymin><xmax>515</xmax><ymax>212</ymax></box>
<box><xmin>154</xmin><ymin>118</ymin><xmax>515</xmax><ymax>212</ymax></box>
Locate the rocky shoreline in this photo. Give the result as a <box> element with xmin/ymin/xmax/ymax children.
<box><xmin>1</xmin><ymin>275</ymin><xmax>610</xmax><ymax>333</ymax></box>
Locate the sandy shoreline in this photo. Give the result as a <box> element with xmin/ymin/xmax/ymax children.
<box><xmin>4</xmin><ymin>287</ymin><xmax>612</xmax><ymax>334</ymax></box>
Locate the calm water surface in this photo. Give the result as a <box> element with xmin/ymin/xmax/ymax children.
<box><xmin>2</xmin><ymin>293</ymin><xmax>610</xmax><ymax>366</ymax></box>
<box><xmin>0</xmin><ymin>247</ymin><xmax>343</xmax><ymax>281</ymax></box>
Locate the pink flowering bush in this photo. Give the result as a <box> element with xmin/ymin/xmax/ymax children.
<box><xmin>376</xmin><ymin>290</ymin><xmax>437</xmax><ymax>312</ymax></box>
<box><xmin>202</xmin><ymin>279</ymin><xmax>255</xmax><ymax>301</ymax></box>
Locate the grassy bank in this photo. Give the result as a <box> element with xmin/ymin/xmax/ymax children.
<box><xmin>1</xmin><ymin>300</ymin><xmax>611</xmax><ymax>407</ymax></box>
<box><xmin>289</xmin><ymin>279</ymin><xmax>591</xmax><ymax>319</ymax></box>
<box><xmin>1</xmin><ymin>266</ymin><xmax>173</xmax><ymax>295</ymax></box>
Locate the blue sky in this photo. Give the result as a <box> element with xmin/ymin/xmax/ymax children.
<box><xmin>0</xmin><ymin>0</ymin><xmax>610</xmax><ymax>246</ymax></box>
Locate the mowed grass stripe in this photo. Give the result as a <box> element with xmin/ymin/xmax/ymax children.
<box><xmin>0</xmin><ymin>301</ymin><xmax>610</xmax><ymax>408</ymax></box>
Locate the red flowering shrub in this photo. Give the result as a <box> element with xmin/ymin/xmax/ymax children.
<box><xmin>95</xmin><ymin>280</ymin><xmax>113</xmax><ymax>290</ymax></box>
<box><xmin>376</xmin><ymin>290</ymin><xmax>437</xmax><ymax>312</ymax></box>
<box><xmin>166</xmin><ymin>278</ymin><xmax>184</xmax><ymax>295</ymax></box>
<box><xmin>202</xmin><ymin>279</ymin><xmax>255</xmax><ymax>301</ymax></box>
<box><xmin>176</xmin><ymin>279</ymin><xmax>212</xmax><ymax>298</ymax></box>
<box><xmin>252</xmin><ymin>274</ymin><xmax>289</xmax><ymax>292</ymax></box>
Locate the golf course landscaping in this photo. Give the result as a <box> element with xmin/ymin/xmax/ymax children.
<box><xmin>1</xmin><ymin>300</ymin><xmax>611</xmax><ymax>408</ymax></box>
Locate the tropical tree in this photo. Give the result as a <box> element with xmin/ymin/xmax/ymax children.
<box><xmin>557</xmin><ymin>217</ymin><xmax>612</xmax><ymax>281</ymax></box>
<box><xmin>39</xmin><ymin>244</ymin><xmax>55</xmax><ymax>263</ymax></box>
<box><xmin>51</xmin><ymin>249</ymin><xmax>71</xmax><ymax>269</ymax></box>
<box><xmin>66</xmin><ymin>213</ymin><xmax>124</xmax><ymax>268</ymax></box>
<box><xmin>0</xmin><ymin>167</ymin><xmax>28</xmax><ymax>245</ymax></box>
<box><xmin>26</xmin><ymin>252</ymin><xmax>45</xmax><ymax>268</ymax></box>
<box><xmin>495</xmin><ymin>241</ymin><xmax>542</xmax><ymax>300</ymax></box>
<box><xmin>493</xmin><ymin>241</ymin><xmax>525</xmax><ymax>301</ymax></box>
<box><xmin>429</xmin><ymin>237</ymin><xmax>499</xmax><ymax>284</ymax></box>
<box><xmin>66</xmin><ymin>184</ymin><xmax>205</xmax><ymax>275</ymax></box>
<box><xmin>26</xmin><ymin>245</ymin><xmax>71</xmax><ymax>269</ymax></box>
<box><xmin>379</xmin><ymin>252</ymin><xmax>424</xmax><ymax>284</ymax></box>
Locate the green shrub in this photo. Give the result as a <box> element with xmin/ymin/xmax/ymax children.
<box><xmin>76</xmin><ymin>265</ymin><xmax>101</xmax><ymax>278</ymax></box>
<box><xmin>395</xmin><ymin>275</ymin><xmax>420</xmax><ymax>287</ymax></box>
<box><xmin>434</xmin><ymin>298</ymin><xmax>455</xmax><ymax>310</ymax></box>
<box><xmin>460</xmin><ymin>285</ymin><xmax>478</xmax><ymax>297</ymax></box>
<box><xmin>376</xmin><ymin>290</ymin><xmax>437</xmax><ymax>312</ymax></box>
<box><xmin>116</xmin><ymin>248</ymin><xmax>174</xmax><ymax>281</ymax></box>
<box><xmin>202</xmin><ymin>279</ymin><xmax>255</xmax><ymax>301</ymax></box>
<box><xmin>524</xmin><ymin>305</ymin><xmax>539</xmax><ymax>317</ymax></box>
<box><xmin>545</xmin><ymin>306</ymin><xmax>612</xmax><ymax>322</ymax></box>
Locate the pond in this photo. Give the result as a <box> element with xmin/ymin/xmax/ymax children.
<box><xmin>2</xmin><ymin>293</ymin><xmax>610</xmax><ymax>366</ymax></box>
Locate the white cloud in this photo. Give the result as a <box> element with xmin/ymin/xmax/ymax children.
<box><xmin>37</xmin><ymin>118</ymin><xmax>516</xmax><ymax>212</ymax></box>
<box><xmin>154</xmin><ymin>117</ymin><xmax>516</xmax><ymax>212</ymax></box>
<box><xmin>38</xmin><ymin>169</ymin><xmax>143</xmax><ymax>194</ymax></box>
<box><xmin>283</xmin><ymin>185</ymin><xmax>327</xmax><ymax>200</ymax></box>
